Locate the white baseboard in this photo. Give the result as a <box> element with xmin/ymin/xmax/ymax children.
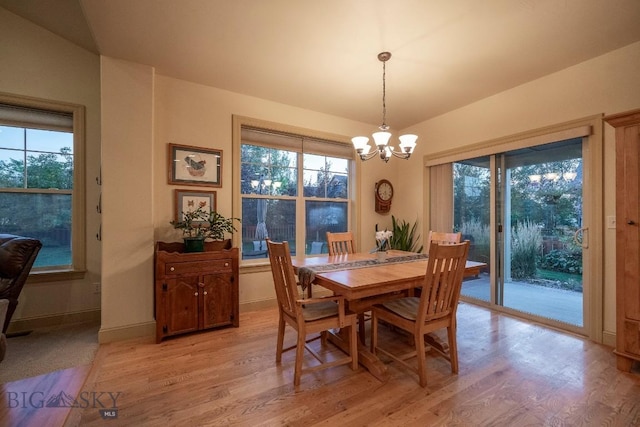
<box><xmin>7</xmin><ymin>309</ymin><xmax>101</xmax><ymax>334</ymax></box>
<box><xmin>602</xmin><ymin>330</ymin><xmax>616</xmax><ymax>348</ymax></box>
<box><xmin>240</xmin><ymin>299</ymin><xmax>277</xmax><ymax>312</ymax></box>
<box><xmin>98</xmin><ymin>321</ymin><xmax>156</xmax><ymax>344</ymax></box>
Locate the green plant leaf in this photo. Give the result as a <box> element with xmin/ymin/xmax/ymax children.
<box><xmin>389</xmin><ymin>215</ymin><xmax>423</xmax><ymax>253</ymax></box>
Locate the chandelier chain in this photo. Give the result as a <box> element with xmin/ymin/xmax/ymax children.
<box><xmin>381</xmin><ymin>59</ymin><xmax>387</xmax><ymax>130</ymax></box>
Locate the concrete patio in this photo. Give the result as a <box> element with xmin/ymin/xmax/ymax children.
<box><xmin>461</xmin><ymin>274</ymin><xmax>583</xmax><ymax>326</ymax></box>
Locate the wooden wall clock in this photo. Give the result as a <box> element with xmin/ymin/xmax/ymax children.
<box><xmin>374</xmin><ymin>179</ymin><xmax>393</xmax><ymax>213</ymax></box>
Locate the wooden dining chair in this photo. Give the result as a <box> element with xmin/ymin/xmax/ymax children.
<box><xmin>304</xmin><ymin>231</ymin><xmax>356</xmax><ymax>299</ymax></box>
<box><xmin>266</xmin><ymin>239</ymin><xmax>358</xmax><ymax>386</ymax></box>
<box><xmin>325</xmin><ymin>231</ymin><xmax>372</xmax><ymax>344</ymax></box>
<box><xmin>426</xmin><ymin>231</ymin><xmax>461</xmax><ymax>255</ymax></box>
<box><xmin>326</xmin><ymin>231</ymin><xmax>355</xmax><ymax>256</ymax></box>
<box><xmin>370</xmin><ymin>240</ymin><xmax>470</xmax><ymax>387</ymax></box>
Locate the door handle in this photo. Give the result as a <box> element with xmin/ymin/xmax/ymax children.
<box><xmin>628</xmin><ymin>220</ymin><xmax>636</xmax><ymax>225</ymax></box>
<box><xmin>574</xmin><ymin>227</ymin><xmax>588</xmax><ymax>248</ymax></box>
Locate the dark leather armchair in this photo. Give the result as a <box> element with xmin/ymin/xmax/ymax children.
<box><xmin>0</xmin><ymin>234</ymin><xmax>42</xmax><ymax>333</ymax></box>
<box><xmin>0</xmin><ymin>299</ymin><xmax>8</xmax><ymax>362</ymax></box>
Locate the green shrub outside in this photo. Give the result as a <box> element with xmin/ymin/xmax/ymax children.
<box><xmin>511</xmin><ymin>220</ymin><xmax>542</xmax><ymax>279</ymax></box>
<box><xmin>458</xmin><ymin>218</ymin><xmax>490</xmax><ymax>263</ymax></box>
<box><xmin>539</xmin><ymin>249</ymin><xmax>583</xmax><ymax>275</ymax></box>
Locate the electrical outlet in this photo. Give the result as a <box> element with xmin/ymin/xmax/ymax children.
<box><xmin>607</xmin><ymin>216</ymin><xmax>616</xmax><ymax>229</ymax></box>
<box><xmin>93</xmin><ymin>282</ymin><xmax>101</xmax><ymax>294</ymax></box>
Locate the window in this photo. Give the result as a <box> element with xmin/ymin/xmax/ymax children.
<box><xmin>235</xmin><ymin>117</ymin><xmax>353</xmax><ymax>261</ymax></box>
<box><xmin>0</xmin><ymin>93</ymin><xmax>85</xmax><ymax>277</ymax></box>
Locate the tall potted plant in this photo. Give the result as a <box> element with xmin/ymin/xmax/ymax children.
<box><xmin>389</xmin><ymin>215</ymin><xmax>423</xmax><ymax>253</ymax></box>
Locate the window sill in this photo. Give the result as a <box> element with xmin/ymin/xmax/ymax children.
<box><xmin>28</xmin><ymin>269</ymin><xmax>87</xmax><ymax>284</ymax></box>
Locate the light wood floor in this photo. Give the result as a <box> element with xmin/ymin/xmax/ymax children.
<box><xmin>4</xmin><ymin>302</ymin><xmax>640</xmax><ymax>426</ymax></box>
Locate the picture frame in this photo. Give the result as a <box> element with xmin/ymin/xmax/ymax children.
<box><xmin>174</xmin><ymin>189</ymin><xmax>217</xmax><ymax>223</ymax></box>
<box><xmin>168</xmin><ymin>143</ymin><xmax>222</xmax><ymax>187</ymax></box>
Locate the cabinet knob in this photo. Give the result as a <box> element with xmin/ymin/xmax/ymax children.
<box><xmin>203</xmin><ymin>291</ymin><xmax>208</xmax><ymax>295</ymax></box>
<box><xmin>170</xmin><ymin>267</ymin><xmax>175</xmax><ymax>272</ymax></box>
<box><xmin>194</xmin><ymin>292</ymin><xmax>199</xmax><ymax>297</ymax></box>
<box><xmin>225</xmin><ymin>262</ymin><xmax>229</xmax><ymax>267</ymax></box>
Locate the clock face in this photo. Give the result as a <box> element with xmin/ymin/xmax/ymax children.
<box><xmin>377</xmin><ymin>181</ymin><xmax>393</xmax><ymax>201</ymax></box>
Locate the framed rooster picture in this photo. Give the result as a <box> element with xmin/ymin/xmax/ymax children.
<box><xmin>168</xmin><ymin>143</ymin><xmax>222</xmax><ymax>187</ymax></box>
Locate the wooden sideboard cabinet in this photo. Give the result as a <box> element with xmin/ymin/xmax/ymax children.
<box><xmin>605</xmin><ymin>109</ymin><xmax>640</xmax><ymax>371</ymax></box>
<box><xmin>154</xmin><ymin>240</ymin><xmax>239</xmax><ymax>343</ymax></box>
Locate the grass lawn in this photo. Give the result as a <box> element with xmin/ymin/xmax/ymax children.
<box><xmin>34</xmin><ymin>246</ymin><xmax>71</xmax><ymax>267</ymax></box>
<box><xmin>536</xmin><ymin>268</ymin><xmax>582</xmax><ymax>291</ymax></box>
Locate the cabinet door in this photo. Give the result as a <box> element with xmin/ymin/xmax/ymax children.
<box><xmin>620</xmin><ymin>124</ymin><xmax>640</xmax><ymax>357</ymax></box>
<box><xmin>620</xmin><ymin>125</ymin><xmax>640</xmax><ymax>323</ymax></box>
<box><xmin>200</xmin><ymin>273</ymin><xmax>234</xmax><ymax>329</ymax></box>
<box><xmin>163</xmin><ymin>276</ymin><xmax>199</xmax><ymax>336</ymax></box>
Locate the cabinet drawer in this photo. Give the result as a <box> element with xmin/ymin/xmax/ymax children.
<box><xmin>165</xmin><ymin>259</ymin><xmax>232</xmax><ymax>275</ymax></box>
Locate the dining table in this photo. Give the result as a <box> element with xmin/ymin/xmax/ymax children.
<box><xmin>291</xmin><ymin>249</ymin><xmax>486</xmax><ymax>381</ymax></box>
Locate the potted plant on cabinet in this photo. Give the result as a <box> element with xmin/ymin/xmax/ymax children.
<box><xmin>171</xmin><ymin>206</ymin><xmax>240</xmax><ymax>252</ymax></box>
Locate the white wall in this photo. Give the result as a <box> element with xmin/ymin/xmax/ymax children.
<box><xmin>0</xmin><ymin>8</ymin><xmax>102</xmax><ymax>323</ymax></box>
<box><xmin>98</xmin><ymin>57</ymin><xmax>156</xmax><ymax>341</ymax></box>
<box><xmin>396</xmin><ymin>41</ymin><xmax>640</xmax><ymax>337</ymax></box>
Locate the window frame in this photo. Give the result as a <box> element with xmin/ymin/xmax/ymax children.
<box><xmin>233</xmin><ymin>115</ymin><xmax>356</xmax><ymax>268</ymax></box>
<box><xmin>0</xmin><ymin>92</ymin><xmax>86</xmax><ymax>281</ymax></box>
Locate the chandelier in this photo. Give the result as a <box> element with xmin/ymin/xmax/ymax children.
<box><xmin>352</xmin><ymin>52</ymin><xmax>417</xmax><ymax>163</ymax></box>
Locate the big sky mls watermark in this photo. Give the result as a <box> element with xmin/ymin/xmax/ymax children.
<box><xmin>5</xmin><ymin>390</ymin><xmax>122</xmax><ymax>419</ymax></box>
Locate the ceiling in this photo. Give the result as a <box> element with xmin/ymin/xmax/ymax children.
<box><xmin>3</xmin><ymin>0</ymin><xmax>640</xmax><ymax>129</ymax></box>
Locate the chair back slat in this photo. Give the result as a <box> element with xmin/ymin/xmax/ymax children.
<box><xmin>419</xmin><ymin>241</ymin><xmax>469</xmax><ymax>323</ymax></box>
<box><xmin>326</xmin><ymin>231</ymin><xmax>355</xmax><ymax>256</ymax></box>
<box><xmin>267</xmin><ymin>240</ymin><xmax>300</xmax><ymax>319</ymax></box>
<box><xmin>426</xmin><ymin>231</ymin><xmax>461</xmax><ymax>255</ymax></box>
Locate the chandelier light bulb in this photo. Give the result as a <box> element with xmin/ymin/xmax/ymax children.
<box><xmin>398</xmin><ymin>134</ymin><xmax>418</xmax><ymax>153</ymax></box>
<box><xmin>351</xmin><ymin>136</ymin><xmax>370</xmax><ymax>151</ymax></box>
<box><xmin>372</xmin><ymin>131</ymin><xmax>391</xmax><ymax>148</ymax></box>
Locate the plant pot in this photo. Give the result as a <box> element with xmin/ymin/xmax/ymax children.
<box><xmin>183</xmin><ymin>237</ymin><xmax>205</xmax><ymax>253</ymax></box>
<box><xmin>204</xmin><ymin>239</ymin><xmax>232</xmax><ymax>251</ymax></box>
<box><xmin>377</xmin><ymin>251</ymin><xmax>388</xmax><ymax>262</ymax></box>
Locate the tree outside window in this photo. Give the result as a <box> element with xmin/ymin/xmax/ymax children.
<box><xmin>240</xmin><ymin>128</ymin><xmax>351</xmax><ymax>260</ymax></box>
<box><xmin>0</xmin><ymin>125</ymin><xmax>74</xmax><ymax>269</ymax></box>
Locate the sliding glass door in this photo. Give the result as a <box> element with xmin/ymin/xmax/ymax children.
<box><xmin>454</xmin><ymin>157</ymin><xmax>491</xmax><ymax>302</ymax></box>
<box><xmin>456</xmin><ymin>138</ymin><xmax>586</xmax><ymax>330</ymax></box>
